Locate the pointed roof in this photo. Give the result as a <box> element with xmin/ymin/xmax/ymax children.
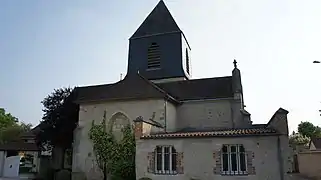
<box><xmin>130</xmin><ymin>0</ymin><xmax>181</xmax><ymax>39</ymax></box>
<box><xmin>310</xmin><ymin>138</ymin><xmax>321</xmax><ymax>149</ymax></box>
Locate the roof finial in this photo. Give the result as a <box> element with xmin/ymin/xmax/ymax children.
<box><xmin>233</xmin><ymin>59</ymin><xmax>237</xmax><ymax>68</ymax></box>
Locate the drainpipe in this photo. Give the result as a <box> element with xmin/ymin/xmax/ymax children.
<box><xmin>277</xmin><ymin>136</ymin><xmax>284</xmax><ymax>180</ymax></box>
<box><xmin>164</xmin><ymin>99</ymin><xmax>167</xmax><ymax>132</ymax></box>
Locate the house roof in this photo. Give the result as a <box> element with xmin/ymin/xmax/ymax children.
<box><xmin>74</xmin><ymin>74</ymin><xmax>234</xmax><ymax>104</ymax></box>
<box><xmin>130</xmin><ymin>0</ymin><xmax>181</xmax><ymax>39</ymax></box>
<box><xmin>19</xmin><ymin>124</ymin><xmax>43</xmax><ymax>138</ymax></box>
<box><xmin>0</xmin><ymin>141</ymin><xmax>39</xmax><ymax>151</ymax></box>
<box><xmin>141</xmin><ymin>127</ymin><xmax>277</xmax><ymax>139</ymax></box>
<box><xmin>310</xmin><ymin>138</ymin><xmax>321</xmax><ymax>149</ymax></box>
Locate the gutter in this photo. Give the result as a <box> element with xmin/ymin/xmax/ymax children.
<box><xmin>277</xmin><ymin>135</ymin><xmax>284</xmax><ymax>180</ymax></box>
<box><xmin>181</xmin><ymin>97</ymin><xmax>234</xmax><ymax>103</ymax></box>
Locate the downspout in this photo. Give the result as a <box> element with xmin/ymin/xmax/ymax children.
<box><xmin>277</xmin><ymin>136</ymin><xmax>284</xmax><ymax>180</ymax></box>
<box><xmin>164</xmin><ymin>99</ymin><xmax>167</xmax><ymax>132</ymax></box>
<box><xmin>230</xmin><ymin>100</ymin><xmax>235</xmax><ymax>128</ymax></box>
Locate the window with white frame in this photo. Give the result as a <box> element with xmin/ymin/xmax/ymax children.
<box><xmin>155</xmin><ymin>146</ymin><xmax>177</xmax><ymax>174</ymax></box>
<box><xmin>221</xmin><ymin>144</ymin><xmax>247</xmax><ymax>175</ymax></box>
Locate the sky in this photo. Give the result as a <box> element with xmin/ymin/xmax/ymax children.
<box><xmin>0</xmin><ymin>0</ymin><xmax>320</xmax><ymax>133</ymax></box>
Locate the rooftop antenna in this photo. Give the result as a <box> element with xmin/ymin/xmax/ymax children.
<box><xmin>120</xmin><ymin>73</ymin><xmax>123</xmax><ymax>80</ymax></box>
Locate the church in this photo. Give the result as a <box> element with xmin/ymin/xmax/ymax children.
<box><xmin>72</xmin><ymin>1</ymin><xmax>292</xmax><ymax>180</ymax></box>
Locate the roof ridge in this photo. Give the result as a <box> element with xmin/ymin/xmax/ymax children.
<box><xmin>137</xmin><ymin>73</ymin><xmax>180</xmax><ymax>103</ymax></box>
<box><xmin>76</xmin><ymin>79</ymin><xmax>124</xmax><ymax>89</ymax></box>
<box><xmin>143</xmin><ymin>127</ymin><xmax>277</xmax><ymax>139</ymax></box>
<box><xmin>160</xmin><ymin>76</ymin><xmax>232</xmax><ymax>84</ymax></box>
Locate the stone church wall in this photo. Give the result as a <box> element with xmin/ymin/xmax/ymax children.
<box><xmin>176</xmin><ymin>99</ymin><xmax>234</xmax><ymax>131</ymax></box>
<box><xmin>72</xmin><ymin>99</ymin><xmax>176</xmax><ymax>175</ymax></box>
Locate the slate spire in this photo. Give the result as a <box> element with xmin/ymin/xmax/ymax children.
<box><xmin>127</xmin><ymin>0</ymin><xmax>190</xmax><ymax>80</ymax></box>
<box><xmin>130</xmin><ymin>0</ymin><xmax>181</xmax><ymax>39</ymax></box>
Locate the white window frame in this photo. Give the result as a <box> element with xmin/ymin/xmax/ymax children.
<box><xmin>155</xmin><ymin>145</ymin><xmax>177</xmax><ymax>174</ymax></box>
<box><xmin>221</xmin><ymin>144</ymin><xmax>247</xmax><ymax>175</ymax></box>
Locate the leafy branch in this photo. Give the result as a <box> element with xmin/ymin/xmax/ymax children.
<box><xmin>88</xmin><ymin>111</ymin><xmax>135</xmax><ymax>180</ymax></box>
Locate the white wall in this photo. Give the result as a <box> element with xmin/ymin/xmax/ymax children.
<box><xmin>0</xmin><ymin>151</ymin><xmax>5</xmax><ymax>176</ymax></box>
<box><xmin>165</xmin><ymin>101</ymin><xmax>177</xmax><ymax>132</ymax></box>
<box><xmin>136</xmin><ymin>136</ymin><xmax>287</xmax><ymax>180</ymax></box>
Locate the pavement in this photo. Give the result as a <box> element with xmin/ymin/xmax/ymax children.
<box><xmin>288</xmin><ymin>173</ymin><xmax>320</xmax><ymax>180</ymax></box>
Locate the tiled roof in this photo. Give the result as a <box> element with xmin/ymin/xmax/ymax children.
<box><xmin>75</xmin><ymin>73</ymin><xmax>178</xmax><ymax>104</ymax></box>
<box><xmin>157</xmin><ymin>76</ymin><xmax>233</xmax><ymax>101</ymax></box>
<box><xmin>141</xmin><ymin>128</ymin><xmax>277</xmax><ymax>139</ymax></box>
<box><xmin>75</xmin><ymin>74</ymin><xmax>233</xmax><ymax>103</ymax></box>
<box><xmin>0</xmin><ymin>142</ymin><xmax>39</xmax><ymax>151</ymax></box>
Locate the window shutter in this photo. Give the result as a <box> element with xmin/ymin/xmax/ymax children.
<box><xmin>213</xmin><ymin>151</ymin><xmax>221</xmax><ymax>174</ymax></box>
<box><xmin>176</xmin><ymin>152</ymin><xmax>184</xmax><ymax>174</ymax></box>
<box><xmin>246</xmin><ymin>151</ymin><xmax>256</xmax><ymax>175</ymax></box>
<box><xmin>147</xmin><ymin>152</ymin><xmax>155</xmax><ymax>173</ymax></box>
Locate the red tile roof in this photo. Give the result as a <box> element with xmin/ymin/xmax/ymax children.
<box><xmin>141</xmin><ymin>128</ymin><xmax>277</xmax><ymax>139</ymax></box>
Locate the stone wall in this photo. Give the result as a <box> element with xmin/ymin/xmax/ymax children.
<box><xmin>136</xmin><ymin>135</ymin><xmax>288</xmax><ymax>180</ymax></box>
<box><xmin>297</xmin><ymin>150</ymin><xmax>321</xmax><ymax>179</ymax></box>
<box><xmin>176</xmin><ymin>99</ymin><xmax>235</xmax><ymax>130</ymax></box>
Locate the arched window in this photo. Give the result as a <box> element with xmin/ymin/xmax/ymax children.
<box><xmin>155</xmin><ymin>145</ymin><xmax>177</xmax><ymax>174</ymax></box>
<box><xmin>147</xmin><ymin>42</ymin><xmax>161</xmax><ymax>69</ymax></box>
<box><xmin>222</xmin><ymin>144</ymin><xmax>247</xmax><ymax>175</ymax></box>
<box><xmin>108</xmin><ymin>112</ymin><xmax>130</xmax><ymax>141</ymax></box>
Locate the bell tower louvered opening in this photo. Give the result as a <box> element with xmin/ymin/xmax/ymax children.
<box><xmin>127</xmin><ymin>1</ymin><xmax>190</xmax><ymax>80</ymax></box>
<box><xmin>147</xmin><ymin>42</ymin><xmax>161</xmax><ymax>69</ymax></box>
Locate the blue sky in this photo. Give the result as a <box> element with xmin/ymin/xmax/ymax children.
<box><xmin>0</xmin><ymin>0</ymin><xmax>320</xmax><ymax>133</ymax></box>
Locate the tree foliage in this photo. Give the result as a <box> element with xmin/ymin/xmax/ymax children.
<box><xmin>0</xmin><ymin>108</ymin><xmax>32</xmax><ymax>144</ymax></box>
<box><xmin>37</xmin><ymin>87</ymin><xmax>79</xmax><ymax>149</ymax></box>
<box><xmin>0</xmin><ymin>108</ymin><xmax>18</xmax><ymax>129</ymax></box>
<box><xmin>289</xmin><ymin>132</ymin><xmax>310</xmax><ymax>146</ymax></box>
<box><xmin>298</xmin><ymin>121</ymin><xmax>321</xmax><ymax>138</ymax></box>
<box><xmin>89</xmin><ymin>111</ymin><xmax>135</xmax><ymax>180</ymax></box>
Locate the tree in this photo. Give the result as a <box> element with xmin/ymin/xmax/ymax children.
<box><xmin>0</xmin><ymin>108</ymin><xmax>18</xmax><ymax>129</ymax></box>
<box><xmin>0</xmin><ymin>122</ymin><xmax>32</xmax><ymax>144</ymax></box>
<box><xmin>89</xmin><ymin>111</ymin><xmax>135</xmax><ymax>180</ymax></box>
<box><xmin>289</xmin><ymin>132</ymin><xmax>310</xmax><ymax>147</ymax></box>
<box><xmin>298</xmin><ymin>121</ymin><xmax>321</xmax><ymax>138</ymax></box>
<box><xmin>0</xmin><ymin>108</ymin><xmax>32</xmax><ymax>144</ymax></box>
<box><xmin>37</xmin><ymin>87</ymin><xmax>79</xmax><ymax>150</ymax></box>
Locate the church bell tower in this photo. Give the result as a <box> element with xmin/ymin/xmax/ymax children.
<box><xmin>127</xmin><ymin>0</ymin><xmax>191</xmax><ymax>82</ymax></box>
